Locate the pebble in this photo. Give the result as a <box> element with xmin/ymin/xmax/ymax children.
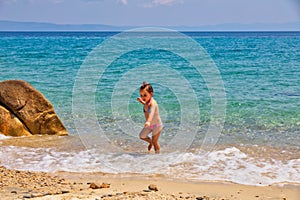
<box><xmin>89</xmin><ymin>182</ymin><xmax>100</xmax><ymax>189</ymax></box>
<box><xmin>89</xmin><ymin>182</ymin><xmax>110</xmax><ymax>189</ymax></box>
<box><xmin>23</xmin><ymin>194</ymin><xmax>32</xmax><ymax>198</ymax></box>
<box><xmin>148</xmin><ymin>184</ymin><xmax>158</xmax><ymax>191</ymax></box>
<box><xmin>31</xmin><ymin>193</ymin><xmax>43</xmax><ymax>198</ymax></box>
<box><xmin>100</xmin><ymin>182</ymin><xmax>110</xmax><ymax>188</ymax></box>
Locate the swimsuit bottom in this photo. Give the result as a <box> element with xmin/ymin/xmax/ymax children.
<box><xmin>139</xmin><ymin>123</ymin><xmax>163</xmax><ymax>138</ymax></box>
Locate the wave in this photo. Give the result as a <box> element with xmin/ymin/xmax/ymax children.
<box><xmin>0</xmin><ymin>143</ymin><xmax>299</xmax><ymax>186</ymax></box>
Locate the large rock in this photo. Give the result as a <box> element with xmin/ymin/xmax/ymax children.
<box><xmin>0</xmin><ymin>105</ymin><xmax>31</xmax><ymax>136</ymax></box>
<box><xmin>0</xmin><ymin>80</ymin><xmax>68</xmax><ymax>136</ymax></box>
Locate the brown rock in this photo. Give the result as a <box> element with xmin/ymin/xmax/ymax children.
<box><xmin>89</xmin><ymin>183</ymin><xmax>100</xmax><ymax>189</ymax></box>
<box><xmin>0</xmin><ymin>80</ymin><xmax>68</xmax><ymax>136</ymax></box>
<box><xmin>100</xmin><ymin>182</ymin><xmax>110</xmax><ymax>188</ymax></box>
<box><xmin>23</xmin><ymin>194</ymin><xmax>32</xmax><ymax>198</ymax></box>
<box><xmin>148</xmin><ymin>184</ymin><xmax>158</xmax><ymax>191</ymax></box>
<box><xmin>0</xmin><ymin>105</ymin><xmax>31</xmax><ymax>136</ymax></box>
<box><xmin>89</xmin><ymin>182</ymin><xmax>110</xmax><ymax>189</ymax></box>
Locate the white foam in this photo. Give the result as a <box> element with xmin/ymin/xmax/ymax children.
<box><xmin>0</xmin><ymin>134</ymin><xmax>11</xmax><ymax>140</ymax></box>
<box><xmin>0</xmin><ymin>145</ymin><xmax>299</xmax><ymax>186</ymax></box>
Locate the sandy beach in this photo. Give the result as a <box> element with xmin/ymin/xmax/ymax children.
<box><xmin>0</xmin><ymin>166</ymin><xmax>299</xmax><ymax>200</ymax></box>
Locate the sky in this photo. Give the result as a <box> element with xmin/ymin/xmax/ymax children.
<box><xmin>0</xmin><ymin>0</ymin><xmax>299</xmax><ymax>26</ymax></box>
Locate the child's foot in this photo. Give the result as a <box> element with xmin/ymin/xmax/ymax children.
<box><xmin>148</xmin><ymin>143</ymin><xmax>153</xmax><ymax>152</ymax></box>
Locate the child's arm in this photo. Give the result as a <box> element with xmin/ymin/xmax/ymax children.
<box><xmin>137</xmin><ymin>97</ymin><xmax>146</xmax><ymax>105</ymax></box>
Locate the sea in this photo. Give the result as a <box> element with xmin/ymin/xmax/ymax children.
<box><xmin>0</xmin><ymin>30</ymin><xmax>299</xmax><ymax>186</ymax></box>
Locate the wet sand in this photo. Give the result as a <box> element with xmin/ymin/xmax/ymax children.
<box><xmin>0</xmin><ymin>166</ymin><xmax>299</xmax><ymax>200</ymax></box>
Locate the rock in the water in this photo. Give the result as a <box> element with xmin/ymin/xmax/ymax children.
<box><xmin>0</xmin><ymin>80</ymin><xmax>68</xmax><ymax>136</ymax></box>
<box><xmin>0</xmin><ymin>105</ymin><xmax>31</xmax><ymax>136</ymax></box>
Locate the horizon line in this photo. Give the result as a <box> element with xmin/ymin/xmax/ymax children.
<box><xmin>1</xmin><ymin>20</ymin><xmax>300</xmax><ymax>31</ymax></box>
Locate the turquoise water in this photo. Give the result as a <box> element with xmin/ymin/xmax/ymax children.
<box><xmin>0</xmin><ymin>31</ymin><xmax>299</xmax><ymax>185</ymax></box>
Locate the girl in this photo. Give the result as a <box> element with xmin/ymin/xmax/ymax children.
<box><xmin>137</xmin><ymin>82</ymin><xmax>162</xmax><ymax>153</ymax></box>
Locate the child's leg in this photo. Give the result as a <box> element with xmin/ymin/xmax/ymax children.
<box><xmin>152</xmin><ymin>127</ymin><xmax>162</xmax><ymax>153</ymax></box>
<box><xmin>139</xmin><ymin>127</ymin><xmax>153</xmax><ymax>151</ymax></box>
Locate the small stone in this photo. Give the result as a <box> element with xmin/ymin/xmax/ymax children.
<box><xmin>100</xmin><ymin>182</ymin><xmax>110</xmax><ymax>188</ymax></box>
<box><xmin>143</xmin><ymin>189</ymin><xmax>151</xmax><ymax>192</ymax></box>
<box><xmin>23</xmin><ymin>194</ymin><xmax>32</xmax><ymax>198</ymax></box>
<box><xmin>89</xmin><ymin>182</ymin><xmax>100</xmax><ymax>189</ymax></box>
<box><xmin>31</xmin><ymin>193</ymin><xmax>43</xmax><ymax>198</ymax></box>
<box><xmin>61</xmin><ymin>190</ymin><xmax>70</xmax><ymax>194</ymax></box>
<box><xmin>11</xmin><ymin>191</ymin><xmax>17</xmax><ymax>194</ymax></box>
<box><xmin>148</xmin><ymin>184</ymin><xmax>158</xmax><ymax>191</ymax></box>
<box><xmin>196</xmin><ymin>197</ymin><xmax>204</xmax><ymax>200</ymax></box>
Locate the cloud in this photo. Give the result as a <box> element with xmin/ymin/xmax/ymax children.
<box><xmin>144</xmin><ymin>0</ymin><xmax>183</xmax><ymax>7</ymax></box>
<box><xmin>117</xmin><ymin>0</ymin><xmax>127</xmax><ymax>5</ymax></box>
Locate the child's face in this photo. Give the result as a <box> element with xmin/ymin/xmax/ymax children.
<box><xmin>140</xmin><ymin>89</ymin><xmax>152</xmax><ymax>103</ymax></box>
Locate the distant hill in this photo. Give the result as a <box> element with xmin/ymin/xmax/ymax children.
<box><xmin>0</xmin><ymin>20</ymin><xmax>299</xmax><ymax>31</ymax></box>
<box><xmin>0</xmin><ymin>20</ymin><xmax>129</xmax><ymax>31</ymax></box>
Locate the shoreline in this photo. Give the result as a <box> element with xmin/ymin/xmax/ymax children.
<box><xmin>0</xmin><ymin>166</ymin><xmax>299</xmax><ymax>200</ymax></box>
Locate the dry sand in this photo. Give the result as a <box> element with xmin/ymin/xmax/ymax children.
<box><xmin>0</xmin><ymin>166</ymin><xmax>299</xmax><ymax>200</ymax></box>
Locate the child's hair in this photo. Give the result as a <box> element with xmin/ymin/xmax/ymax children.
<box><xmin>140</xmin><ymin>82</ymin><xmax>153</xmax><ymax>94</ymax></box>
